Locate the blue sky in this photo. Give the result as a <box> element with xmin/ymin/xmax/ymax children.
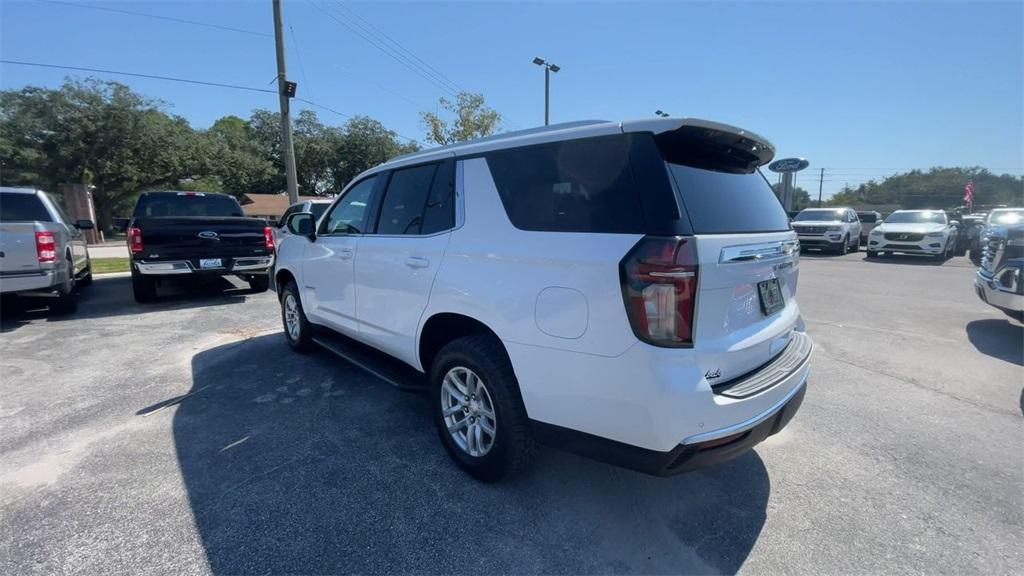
<box><xmin>1</xmin><ymin>0</ymin><xmax>1022</xmax><ymax>198</ymax></box>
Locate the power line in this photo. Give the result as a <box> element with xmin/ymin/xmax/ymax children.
<box><xmin>331</xmin><ymin>1</ymin><xmax>464</xmax><ymax>94</ymax></box>
<box><xmin>36</xmin><ymin>0</ymin><xmax>271</xmax><ymax>37</ymax></box>
<box><xmin>0</xmin><ymin>59</ymin><xmax>277</xmax><ymax>94</ymax></box>
<box><xmin>0</xmin><ymin>58</ymin><xmax>417</xmax><ymax>143</ymax></box>
<box><xmin>290</xmin><ymin>25</ymin><xmax>313</xmax><ymax>100</ymax></box>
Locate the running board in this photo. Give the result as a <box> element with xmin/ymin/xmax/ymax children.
<box><xmin>311</xmin><ymin>330</ymin><xmax>427</xmax><ymax>392</ymax></box>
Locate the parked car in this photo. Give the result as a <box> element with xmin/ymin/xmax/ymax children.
<box><xmin>125</xmin><ymin>191</ymin><xmax>275</xmax><ymax>302</ymax></box>
<box><xmin>866</xmin><ymin>210</ymin><xmax>957</xmax><ymax>260</ymax></box>
<box><xmin>791</xmin><ymin>207</ymin><xmax>862</xmax><ymax>254</ymax></box>
<box><xmin>274</xmin><ymin>118</ymin><xmax>811</xmax><ymax>481</ymax></box>
<box><xmin>0</xmin><ymin>187</ymin><xmax>93</xmax><ymax>312</ymax></box>
<box><xmin>273</xmin><ymin>198</ymin><xmax>333</xmax><ymax>246</ymax></box>
<box><xmin>974</xmin><ymin>217</ymin><xmax>1024</xmax><ymax>322</ymax></box>
<box><xmin>856</xmin><ymin>211</ymin><xmax>883</xmax><ymax>243</ymax></box>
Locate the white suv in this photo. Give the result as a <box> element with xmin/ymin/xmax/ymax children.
<box><xmin>791</xmin><ymin>207</ymin><xmax>862</xmax><ymax>254</ymax></box>
<box><xmin>867</xmin><ymin>209</ymin><xmax>956</xmax><ymax>260</ymax></box>
<box><xmin>274</xmin><ymin>118</ymin><xmax>812</xmax><ymax>481</ymax></box>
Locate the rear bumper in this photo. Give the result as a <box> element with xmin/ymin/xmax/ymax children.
<box><xmin>135</xmin><ymin>255</ymin><xmax>274</xmax><ymax>276</ymax></box>
<box><xmin>0</xmin><ymin>270</ymin><xmax>57</xmax><ymax>294</ymax></box>
<box><xmin>533</xmin><ymin>381</ymin><xmax>806</xmax><ymax>476</ymax></box>
<box><xmin>509</xmin><ymin>329</ymin><xmax>812</xmax><ymax>475</ymax></box>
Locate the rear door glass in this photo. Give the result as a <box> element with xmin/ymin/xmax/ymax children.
<box><xmin>0</xmin><ymin>193</ymin><xmax>52</xmax><ymax>222</ymax></box>
<box><xmin>376</xmin><ymin>163</ymin><xmax>438</xmax><ymax>235</ymax></box>
<box><xmin>665</xmin><ymin>165</ymin><xmax>789</xmax><ymax>234</ymax></box>
<box><xmin>485</xmin><ymin>136</ymin><xmax>644</xmax><ymax>234</ymax></box>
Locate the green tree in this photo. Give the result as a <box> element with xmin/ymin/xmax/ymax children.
<box><xmin>421</xmin><ymin>92</ymin><xmax>501</xmax><ymax>145</ymax></box>
<box><xmin>830</xmin><ymin>167</ymin><xmax>1023</xmax><ymax>209</ymax></box>
<box><xmin>0</xmin><ymin>79</ymin><xmax>206</xmax><ymax>230</ymax></box>
<box><xmin>331</xmin><ymin>116</ymin><xmax>419</xmax><ymax>190</ymax></box>
<box><xmin>204</xmin><ymin>115</ymin><xmax>278</xmax><ymax>195</ymax></box>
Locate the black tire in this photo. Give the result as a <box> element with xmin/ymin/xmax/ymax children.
<box><xmin>851</xmin><ymin>235</ymin><xmax>860</xmax><ymax>252</ymax></box>
<box><xmin>430</xmin><ymin>334</ymin><xmax>533</xmax><ymax>482</ymax></box>
<box><xmin>248</xmin><ymin>274</ymin><xmax>270</xmax><ymax>293</ymax></box>
<box><xmin>131</xmin><ymin>269</ymin><xmax>157</xmax><ymax>303</ymax></box>
<box><xmin>280</xmin><ymin>281</ymin><xmax>314</xmax><ymax>353</ymax></box>
<box><xmin>50</xmin><ymin>259</ymin><xmax>78</xmax><ymax>314</ymax></box>
<box><xmin>78</xmin><ymin>257</ymin><xmax>93</xmax><ymax>287</ymax></box>
<box><xmin>866</xmin><ymin>250</ymin><xmax>878</xmax><ymax>258</ymax></box>
<box><xmin>837</xmin><ymin>236</ymin><xmax>849</xmax><ymax>255</ymax></box>
<box><xmin>1003</xmin><ymin>310</ymin><xmax>1024</xmax><ymax>323</ymax></box>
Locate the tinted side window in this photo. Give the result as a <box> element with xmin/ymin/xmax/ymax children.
<box><xmin>485</xmin><ymin>136</ymin><xmax>644</xmax><ymax>234</ymax></box>
<box><xmin>0</xmin><ymin>193</ymin><xmax>52</xmax><ymax>222</ymax></box>
<box><xmin>421</xmin><ymin>160</ymin><xmax>455</xmax><ymax>234</ymax></box>
<box><xmin>377</xmin><ymin>164</ymin><xmax>438</xmax><ymax>235</ymax></box>
<box><xmin>322</xmin><ymin>177</ymin><xmax>378</xmax><ymax>235</ymax></box>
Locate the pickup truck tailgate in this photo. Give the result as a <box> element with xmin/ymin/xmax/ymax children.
<box><xmin>0</xmin><ymin>222</ymin><xmax>41</xmax><ymax>274</ymax></box>
<box><xmin>133</xmin><ymin>217</ymin><xmax>269</xmax><ymax>259</ymax></box>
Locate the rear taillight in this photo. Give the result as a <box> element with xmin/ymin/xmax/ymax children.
<box><xmin>35</xmin><ymin>231</ymin><xmax>56</xmax><ymax>263</ymax></box>
<box><xmin>129</xmin><ymin>226</ymin><xmax>143</xmax><ymax>253</ymax></box>
<box><xmin>620</xmin><ymin>236</ymin><xmax>698</xmax><ymax>347</ymax></box>
<box><xmin>263</xmin><ymin>226</ymin><xmax>275</xmax><ymax>250</ymax></box>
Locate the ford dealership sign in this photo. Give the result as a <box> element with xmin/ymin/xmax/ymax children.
<box><xmin>768</xmin><ymin>157</ymin><xmax>810</xmax><ymax>173</ymax></box>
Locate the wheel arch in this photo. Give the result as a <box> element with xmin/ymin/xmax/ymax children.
<box><xmin>274</xmin><ymin>267</ymin><xmax>297</xmax><ymax>299</ymax></box>
<box><xmin>418</xmin><ymin>312</ymin><xmax>509</xmax><ymax>376</ymax></box>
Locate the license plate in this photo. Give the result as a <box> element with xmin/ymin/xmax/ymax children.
<box><xmin>199</xmin><ymin>258</ymin><xmax>222</xmax><ymax>269</ymax></box>
<box><xmin>758</xmin><ymin>278</ymin><xmax>784</xmax><ymax>316</ymax></box>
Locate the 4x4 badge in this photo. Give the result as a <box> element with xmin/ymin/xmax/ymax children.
<box><xmin>705</xmin><ymin>368</ymin><xmax>722</xmax><ymax>380</ymax></box>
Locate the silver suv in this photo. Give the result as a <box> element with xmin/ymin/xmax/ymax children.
<box><xmin>0</xmin><ymin>187</ymin><xmax>93</xmax><ymax>312</ymax></box>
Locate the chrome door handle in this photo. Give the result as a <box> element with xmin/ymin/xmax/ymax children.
<box><xmin>405</xmin><ymin>256</ymin><xmax>429</xmax><ymax>269</ymax></box>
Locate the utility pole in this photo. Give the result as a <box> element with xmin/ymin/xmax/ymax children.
<box><xmin>273</xmin><ymin>0</ymin><xmax>298</xmax><ymax>204</ymax></box>
<box><xmin>817</xmin><ymin>167</ymin><xmax>824</xmax><ymax>207</ymax></box>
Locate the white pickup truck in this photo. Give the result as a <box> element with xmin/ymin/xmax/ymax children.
<box><xmin>0</xmin><ymin>187</ymin><xmax>93</xmax><ymax>312</ymax></box>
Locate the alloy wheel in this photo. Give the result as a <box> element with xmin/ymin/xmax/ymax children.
<box><xmin>283</xmin><ymin>292</ymin><xmax>300</xmax><ymax>341</ymax></box>
<box><xmin>441</xmin><ymin>366</ymin><xmax>497</xmax><ymax>457</ymax></box>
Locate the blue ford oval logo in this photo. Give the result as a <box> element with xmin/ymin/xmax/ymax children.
<box><xmin>768</xmin><ymin>157</ymin><xmax>810</xmax><ymax>173</ymax></box>
<box><xmin>198</xmin><ymin>231</ymin><xmax>218</xmax><ymax>239</ymax></box>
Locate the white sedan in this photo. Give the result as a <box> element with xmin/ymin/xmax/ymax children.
<box><xmin>867</xmin><ymin>210</ymin><xmax>956</xmax><ymax>261</ymax></box>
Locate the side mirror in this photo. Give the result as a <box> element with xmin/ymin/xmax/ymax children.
<box><xmin>74</xmin><ymin>219</ymin><xmax>94</xmax><ymax>230</ymax></box>
<box><xmin>286</xmin><ymin>212</ymin><xmax>316</xmax><ymax>240</ymax></box>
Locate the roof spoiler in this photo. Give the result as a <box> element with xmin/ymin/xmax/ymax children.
<box><xmin>623</xmin><ymin>118</ymin><xmax>775</xmax><ymax>174</ymax></box>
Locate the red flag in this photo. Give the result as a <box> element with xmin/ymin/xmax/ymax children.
<box><xmin>964</xmin><ymin>181</ymin><xmax>974</xmax><ymax>206</ymax></box>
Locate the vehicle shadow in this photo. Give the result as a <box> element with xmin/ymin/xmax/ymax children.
<box><xmin>965</xmin><ymin>318</ymin><xmax>1024</xmax><ymax>367</ymax></box>
<box><xmin>0</xmin><ymin>275</ymin><xmax>258</xmax><ymax>333</ymax></box>
<box><xmin>170</xmin><ymin>333</ymin><xmax>771</xmax><ymax>574</ymax></box>
<box><xmin>858</xmin><ymin>253</ymin><xmax>963</xmax><ymax>267</ymax></box>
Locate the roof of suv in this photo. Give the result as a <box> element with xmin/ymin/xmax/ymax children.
<box><xmin>0</xmin><ymin>187</ymin><xmax>42</xmax><ymax>194</ymax></box>
<box><xmin>378</xmin><ymin>117</ymin><xmax>775</xmax><ymax>173</ymax></box>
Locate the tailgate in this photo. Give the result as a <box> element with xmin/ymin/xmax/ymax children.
<box><xmin>134</xmin><ymin>217</ymin><xmax>269</xmax><ymax>259</ymax></box>
<box><xmin>0</xmin><ymin>223</ymin><xmax>41</xmax><ymax>274</ymax></box>
<box><xmin>693</xmin><ymin>232</ymin><xmax>801</xmax><ymax>382</ymax></box>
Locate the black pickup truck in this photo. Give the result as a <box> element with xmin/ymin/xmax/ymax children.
<box><xmin>126</xmin><ymin>191</ymin><xmax>274</xmax><ymax>302</ymax></box>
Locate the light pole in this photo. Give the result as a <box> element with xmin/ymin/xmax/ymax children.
<box><xmin>532</xmin><ymin>57</ymin><xmax>560</xmax><ymax>126</ymax></box>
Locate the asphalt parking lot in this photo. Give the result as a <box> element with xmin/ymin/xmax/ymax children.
<box><xmin>1</xmin><ymin>251</ymin><xmax>1021</xmax><ymax>575</ymax></box>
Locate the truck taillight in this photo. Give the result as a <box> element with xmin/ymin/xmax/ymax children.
<box><xmin>129</xmin><ymin>226</ymin><xmax>143</xmax><ymax>253</ymax></box>
<box><xmin>35</xmin><ymin>231</ymin><xmax>57</xmax><ymax>263</ymax></box>
<box><xmin>620</xmin><ymin>236</ymin><xmax>698</xmax><ymax>347</ymax></box>
<box><xmin>263</xmin><ymin>226</ymin><xmax>275</xmax><ymax>250</ymax></box>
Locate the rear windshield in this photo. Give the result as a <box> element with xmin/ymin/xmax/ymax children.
<box><xmin>0</xmin><ymin>192</ymin><xmax>52</xmax><ymax>222</ymax></box>
<box><xmin>857</xmin><ymin>212</ymin><xmax>878</xmax><ymax>223</ymax></box>
<box><xmin>666</xmin><ymin>165</ymin><xmax>789</xmax><ymax>234</ymax></box>
<box><xmin>134</xmin><ymin>193</ymin><xmax>244</xmax><ymax>218</ymax></box>
<box><xmin>794</xmin><ymin>209</ymin><xmax>844</xmax><ymax>222</ymax></box>
<box><xmin>485</xmin><ymin>136</ymin><xmax>644</xmax><ymax>234</ymax></box>
<box><xmin>885</xmin><ymin>211</ymin><xmax>946</xmax><ymax>224</ymax></box>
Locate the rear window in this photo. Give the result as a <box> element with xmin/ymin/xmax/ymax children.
<box><xmin>485</xmin><ymin>136</ymin><xmax>645</xmax><ymax>234</ymax></box>
<box><xmin>665</xmin><ymin>165</ymin><xmax>789</xmax><ymax>234</ymax></box>
<box><xmin>0</xmin><ymin>192</ymin><xmax>52</xmax><ymax>222</ymax></box>
<box><xmin>134</xmin><ymin>193</ymin><xmax>244</xmax><ymax>218</ymax></box>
